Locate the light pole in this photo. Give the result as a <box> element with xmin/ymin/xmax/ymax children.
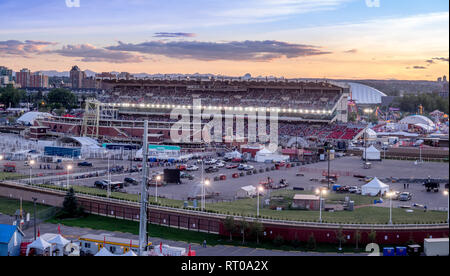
<box><xmin>315</xmin><ymin>188</ymin><xmax>327</xmax><ymax>223</ymax></box>
<box><xmin>29</xmin><ymin>160</ymin><xmax>35</xmax><ymax>186</ymax></box>
<box><xmin>32</xmin><ymin>197</ymin><xmax>37</xmax><ymax>240</ymax></box>
<box><xmin>66</xmin><ymin>165</ymin><xmax>72</xmax><ymax>188</ymax></box>
<box><xmin>155</xmin><ymin>175</ymin><xmax>161</xmax><ymax>203</ymax></box>
<box><xmin>107</xmin><ymin>155</ymin><xmax>111</xmax><ymax>198</ymax></box>
<box><xmin>257</xmin><ymin>186</ymin><xmax>264</xmax><ymax>217</ymax></box>
<box><xmin>444</xmin><ymin>190</ymin><xmax>449</xmax><ymax>224</ymax></box>
<box><xmin>202</xmin><ymin>179</ymin><xmax>210</xmax><ymax>211</ymax></box>
<box><xmin>387</xmin><ymin>190</ymin><xmax>394</xmax><ymax>225</ymax></box>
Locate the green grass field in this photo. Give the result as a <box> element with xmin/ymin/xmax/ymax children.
<box><xmin>0</xmin><ymin>196</ymin><xmax>53</xmax><ymax>216</ymax></box>
<box><xmin>0</xmin><ymin>172</ymin><xmax>26</xmax><ymax>181</ymax></box>
<box><xmin>36</xmin><ymin>184</ymin><xmax>447</xmax><ymax>224</ymax></box>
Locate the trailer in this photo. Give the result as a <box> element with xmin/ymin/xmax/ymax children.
<box><xmin>424</xmin><ymin>238</ymin><xmax>449</xmax><ymax>256</ymax></box>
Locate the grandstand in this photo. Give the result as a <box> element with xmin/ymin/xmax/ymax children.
<box><xmin>35</xmin><ymin>79</ymin><xmax>365</xmax><ymax>146</ymax></box>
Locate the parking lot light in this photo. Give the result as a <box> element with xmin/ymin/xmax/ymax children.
<box><xmin>315</xmin><ymin>188</ymin><xmax>327</xmax><ymax>223</ymax></box>
<box><xmin>29</xmin><ymin>160</ymin><xmax>35</xmax><ymax>186</ymax></box>
<box><xmin>66</xmin><ymin>165</ymin><xmax>73</xmax><ymax>188</ymax></box>
<box><xmin>155</xmin><ymin>175</ymin><xmax>162</xmax><ymax>203</ymax></box>
<box><xmin>444</xmin><ymin>190</ymin><xmax>449</xmax><ymax>223</ymax></box>
<box><xmin>387</xmin><ymin>191</ymin><xmax>394</xmax><ymax>225</ymax></box>
<box><xmin>257</xmin><ymin>186</ymin><xmax>264</xmax><ymax>217</ymax></box>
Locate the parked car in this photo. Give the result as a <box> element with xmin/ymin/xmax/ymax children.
<box><xmin>226</xmin><ymin>164</ymin><xmax>238</xmax><ymax>169</ymax></box>
<box><xmin>243</xmin><ymin>165</ymin><xmax>254</xmax><ymax>171</ymax></box>
<box><xmin>204</xmin><ymin>159</ymin><xmax>217</xmax><ymax>165</ymax></box>
<box><xmin>205</xmin><ymin>166</ymin><xmax>219</xmax><ymax>173</ymax></box>
<box><xmin>186</xmin><ymin>165</ymin><xmax>199</xmax><ymax>171</ymax></box>
<box><xmin>94</xmin><ymin>180</ymin><xmax>108</xmax><ymax>189</ymax></box>
<box><xmin>216</xmin><ymin>162</ymin><xmax>225</xmax><ymax>168</ymax></box>
<box><xmin>78</xmin><ymin>161</ymin><xmax>93</xmax><ymax>167</ymax></box>
<box><xmin>124</xmin><ymin>177</ymin><xmax>139</xmax><ymax>185</ymax></box>
<box><xmin>237</xmin><ymin>164</ymin><xmax>247</xmax><ymax>170</ymax></box>
<box><xmin>176</xmin><ymin>164</ymin><xmax>187</xmax><ymax>171</ymax></box>
<box><xmin>180</xmin><ymin>172</ymin><xmax>192</xmax><ymax>179</ymax></box>
<box><xmin>399</xmin><ymin>192</ymin><xmax>412</xmax><ymax>201</ymax></box>
<box><xmin>348</xmin><ymin>186</ymin><xmax>361</xmax><ymax>194</ymax></box>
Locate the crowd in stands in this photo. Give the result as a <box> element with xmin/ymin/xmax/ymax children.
<box><xmin>99</xmin><ymin>85</ymin><xmax>342</xmax><ymax>111</ymax></box>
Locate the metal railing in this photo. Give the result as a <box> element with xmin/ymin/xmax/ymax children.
<box><xmin>1</xmin><ymin>180</ymin><xmax>448</xmax><ymax>230</ymax></box>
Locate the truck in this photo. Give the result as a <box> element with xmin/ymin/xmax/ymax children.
<box><xmin>424</xmin><ymin>238</ymin><xmax>449</xmax><ymax>256</ymax></box>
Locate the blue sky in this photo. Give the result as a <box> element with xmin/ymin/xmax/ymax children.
<box><xmin>0</xmin><ymin>0</ymin><xmax>448</xmax><ymax>79</ymax></box>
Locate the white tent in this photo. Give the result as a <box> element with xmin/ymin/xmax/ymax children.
<box><xmin>26</xmin><ymin>237</ymin><xmax>52</xmax><ymax>256</ymax></box>
<box><xmin>48</xmin><ymin>234</ymin><xmax>70</xmax><ymax>256</ymax></box>
<box><xmin>95</xmin><ymin>247</ymin><xmax>116</xmax><ymax>256</ymax></box>
<box><xmin>362</xmin><ymin>177</ymin><xmax>389</xmax><ymax>196</ymax></box>
<box><xmin>17</xmin><ymin>112</ymin><xmax>52</xmax><ymax>126</ymax></box>
<box><xmin>364</xmin><ymin>128</ymin><xmax>377</xmax><ymax>140</ymax></box>
<box><xmin>363</xmin><ymin>145</ymin><xmax>381</xmax><ymax>161</ymax></box>
<box><xmin>236</xmin><ymin>185</ymin><xmax>257</xmax><ymax>198</ymax></box>
<box><xmin>255</xmin><ymin>148</ymin><xmax>289</xmax><ymax>163</ymax></box>
<box><xmin>122</xmin><ymin>250</ymin><xmax>137</xmax><ymax>256</ymax></box>
<box><xmin>224</xmin><ymin>150</ymin><xmax>242</xmax><ymax>159</ymax></box>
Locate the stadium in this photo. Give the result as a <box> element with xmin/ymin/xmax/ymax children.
<box><xmin>34</xmin><ymin>78</ymin><xmax>366</xmax><ymax>149</ymax></box>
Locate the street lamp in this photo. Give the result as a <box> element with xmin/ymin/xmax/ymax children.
<box><xmin>29</xmin><ymin>160</ymin><xmax>35</xmax><ymax>186</ymax></box>
<box><xmin>155</xmin><ymin>175</ymin><xmax>161</xmax><ymax>203</ymax></box>
<box><xmin>387</xmin><ymin>190</ymin><xmax>394</xmax><ymax>225</ymax></box>
<box><xmin>315</xmin><ymin>188</ymin><xmax>327</xmax><ymax>223</ymax></box>
<box><xmin>202</xmin><ymin>179</ymin><xmax>210</xmax><ymax>211</ymax></box>
<box><xmin>257</xmin><ymin>186</ymin><xmax>264</xmax><ymax>217</ymax></box>
<box><xmin>66</xmin><ymin>165</ymin><xmax>72</xmax><ymax>188</ymax></box>
<box><xmin>324</xmin><ymin>143</ymin><xmax>333</xmax><ymax>190</ymax></box>
<box><xmin>444</xmin><ymin>190</ymin><xmax>449</xmax><ymax>224</ymax></box>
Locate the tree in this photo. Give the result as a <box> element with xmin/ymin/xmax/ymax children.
<box><xmin>46</xmin><ymin>88</ymin><xmax>78</xmax><ymax>111</ymax></box>
<box><xmin>249</xmin><ymin>220</ymin><xmax>264</xmax><ymax>244</ymax></box>
<box><xmin>336</xmin><ymin>227</ymin><xmax>347</xmax><ymax>251</ymax></box>
<box><xmin>306</xmin><ymin>233</ymin><xmax>316</xmax><ymax>250</ymax></box>
<box><xmin>368</xmin><ymin>229</ymin><xmax>377</xmax><ymax>244</ymax></box>
<box><xmin>223</xmin><ymin>216</ymin><xmax>236</xmax><ymax>241</ymax></box>
<box><xmin>239</xmin><ymin>215</ymin><xmax>249</xmax><ymax>245</ymax></box>
<box><xmin>0</xmin><ymin>85</ymin><xmax>26</xmax><ymax>108</ymax></box>
<box><xmin>273</xmin><ymin>235</ymin><xmax>284</xmax><ymax>247</ymax></box>
<box><xmin>354</xmin><ymin>230</ymin><xmax>362</xmax><ymax>250</ymax></box>
<box><xmin>62</xmin><ymin>188</ymin><xmax>79</xmax><ymax>218</ymax></box>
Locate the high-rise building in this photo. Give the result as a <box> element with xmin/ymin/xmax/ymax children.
<box><xmin>29</xmin><ymin>72</ymin><xmax>49</xmax><ymax>88</ymax></box>
<box><xmin>0</xmin><ymin>66</ymin><xmax>13</xmax><ymax>82</ymax></box>
<box><xmin>16</xmin><ymin>68</ymin><xmax>31</xmax><ymax>88</ymax></box>
<box><xmin>70</xmin><ymin>65</ymin><xmax>86</xmax><ymax>89</ymax></box>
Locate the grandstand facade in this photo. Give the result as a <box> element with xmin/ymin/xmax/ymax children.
<box><xmin>36</xmin><ymin>79</ymin><xmax>365</xmax><ymax>146</ymax></box>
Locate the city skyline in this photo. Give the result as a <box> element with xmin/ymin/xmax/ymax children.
<box><xmin>0</xmin><ymin>0</ymin><xmax>448</xmax><ymax>80</ymax></box>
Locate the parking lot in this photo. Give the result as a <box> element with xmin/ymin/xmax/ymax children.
<box><xmin>9</xmin><ymin>154</ymin><xmax>446</xmax><ymax>210</ymax></box>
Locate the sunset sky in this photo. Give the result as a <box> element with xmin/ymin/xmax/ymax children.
<box><xmin>0</xmin><ymin>0</ymin><xmax>448</xmax><ymax>80</ymax></box>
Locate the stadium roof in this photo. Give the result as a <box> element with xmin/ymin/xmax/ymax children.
<box><xmin>346</xmin><ymin>82</ymin><xmax>387</xmax><ymax>105</ymax></box>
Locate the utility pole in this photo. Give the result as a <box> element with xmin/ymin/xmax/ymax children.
<box><xmin>138</xmin><ymin>121</ymin><xmax>149</xmax><ymax>256</ymax></box>
<box><xmin>32</xmin><ymin>197</ymin><xmax>37</xmax><ymax>240</ymax></box>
